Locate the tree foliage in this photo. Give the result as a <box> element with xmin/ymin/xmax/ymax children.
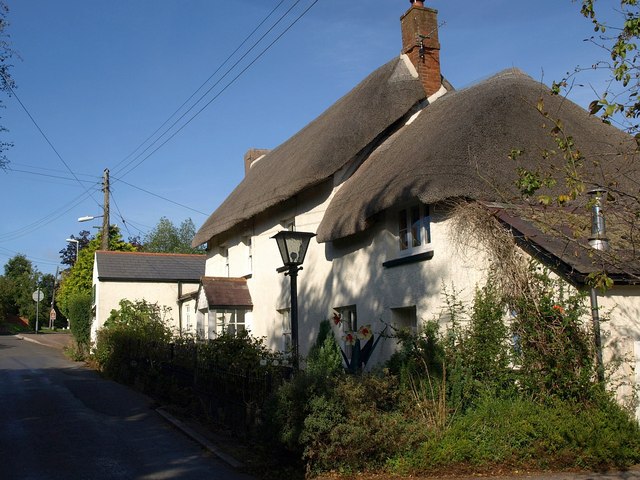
<box><xmin>0</xmin><ymin>254</ymin><xmax>53</xmax><ymax>330</ymax></box>
<box><xmin>56</xmin><ymin>226</ymin><xmax>136</xmax><ymax>318</ymax></box>
<box><xmin>58</xmin><ymin>230</ymin><xmax>91</xmax><ymax>267</ymax></box>
<box><xmin>557</xmin><ymin>0</ymin><xmax>640</xmax><ymax>135</ymax></box>
<box><xmin>141</xmin><ymin>217</ymin><xmax>204</xmax><ymax>254</ymax></box>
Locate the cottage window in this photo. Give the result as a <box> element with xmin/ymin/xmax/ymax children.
<box><xmin>219</xmin><ymin>246</ymin><xmax>230</xmax><ymax>277</ymax></box>
<box><xmin>242</xmin><ymin>235</ymin><xmax>253</xmax><ymax>275</ymax></box>
<box><xmin>185</xmin><ymin>304</ymin><xmax>191</xmax><ymax>331</ymax></box>
<box><xmin>398</xmin><ymin>204</ymin><xmax>431</xmax><ymax>255</ymax></box>
<box><xmin>391</xmin><ymin>306</ymin><xmax>417</xmax><ymax>334</ymax></box>
<box><xmin>213</xmin><ymin>309</ymin><xmax>247</xmax><ymax>337</ymax></box>
<box><xmin>334</xmin><ymin>305</ymin><xmax>357</xmax><ymax>360</ymax></box>
<box><xmin>279</xmin><ymin>308</ymin><xmax>291</xmax><ymax>354</ymax></box>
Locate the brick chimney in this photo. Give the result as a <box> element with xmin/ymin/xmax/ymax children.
<box><xmin>244</xmin><ymin>148</ymin><xmax>270</xmax><ymax>174</ymax></box>
<box><xmin>401</xmin><ymin>1</ymin><xmax>441</xmax><ymax>97</ymax></box>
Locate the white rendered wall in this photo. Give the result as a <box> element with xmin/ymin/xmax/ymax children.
<box><xmin>204</xmin><ymin>181</ymin><xmax>487</xmax><ymax>362</ymax></box>
<box><xmin>91</xmin><ymin>278</ymin><xmax>199</xmax><ymax>342</ymax></box>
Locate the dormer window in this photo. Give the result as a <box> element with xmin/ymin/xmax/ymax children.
<box><xmin>398</xmin><ymin>204</ymin><xmax>431</xmax><ymax>255</ymax></box>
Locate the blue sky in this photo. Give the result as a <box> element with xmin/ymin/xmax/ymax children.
<box><xmin>0</xmin><ymin>0</ymin><xmax>616</xmax><ymax>275</ymax></box>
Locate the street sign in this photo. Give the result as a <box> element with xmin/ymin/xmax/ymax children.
<box><xmin>32</xmin><ymin>289</ymin><xmax>44</xmax><ymax>302</ymax></box>
<box><xmin>49</xmin><ymin>309</ymin><xmax>56</xmax><ymax>322</ymax></box>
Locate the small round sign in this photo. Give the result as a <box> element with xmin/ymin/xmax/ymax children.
<box><xmin>32</xmin><ymin>289</ymin><xmax>44</xmax><ymax>302</ymax></box>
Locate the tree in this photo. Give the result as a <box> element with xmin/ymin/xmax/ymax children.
<box><xmin>141</xmin><ymin>217</ymin><xmax>204</xmax><ymax>254</ymax></box>
<box><xmin>0</xmin><ymin>254</ymin><xmax>52</xmax><ymax>329</ymax></box>
<box><xmin>511</xmin><ymin>1</ymin><xmax>640</xmax><ymax>284</ymax></box>
<box><xmin>557</xmin><ymin>0</ymin><xmax>640</xmax><ymax>136</ymax></box>
<box><xmin>59</xmin><ymin>230</ymin><xmax>91</xmax><ymax>267</ymax></box>
<box><xmin>0</xmin><ymin>1</ymin><xmax>15</xmax><ymax>170</ymax></box>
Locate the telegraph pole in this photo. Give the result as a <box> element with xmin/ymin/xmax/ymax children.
<box><xmin>102</xmin><ymin>168</ymin><xmax>110</xmax><ymax>251</ymax></box>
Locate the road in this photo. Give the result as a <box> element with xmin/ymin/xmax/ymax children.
<box><xmin>0</xmin><ymin>335</ymin><xmax>253</xmax><ymax>480</ymax></box>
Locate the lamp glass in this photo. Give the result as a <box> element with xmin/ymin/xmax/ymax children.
<box><xmin>272</xmin><ymin>231</ymin><xmax>315</xmax><ymax>267</ymax></box>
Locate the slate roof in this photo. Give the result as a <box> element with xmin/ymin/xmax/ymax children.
<box><xmin>317</xmin><ymin>68</ymin><xmax>638</xmax><ymax>242</ymax></box>
<box><xmin>478</xmin><ymin>203</ymin><xmax>639</xmax><ymax>285</ymax></box>
<box><xmin>95</xmin><ymin>251</ymin><xmax>205</xmax><ymax>282</ymax></box>
<box><xmin>200</xmin><ymin>277</ymin><xmax>253</xmax><ymax>308</ymax></box>
<box><xmin>193</xmin><ymin>55</ymin><xmax>428</xmax><ymax>247</ymax></box>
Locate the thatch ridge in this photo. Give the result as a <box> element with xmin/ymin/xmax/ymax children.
<box><xmin>317</xmin><ymin>68</ymin><xmax>638</xmax><ymax>242</ymax></box>
<box><xmin>193</xmin><ymin>55</ymin><xmax>427</xmax><ymax>247</ymax></box>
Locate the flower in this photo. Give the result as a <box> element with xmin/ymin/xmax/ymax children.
<box><xmin>552</xmin><ymin>305</ymin><xmax>565</xmax><ymax>315</ymax></box>
<box><xmin>343</xmin><ymin>332</ymin><xmax>356</xmax><ymax>345</ymax></box>
<box><xmin>332</xmin><ymin>312</ymin><xmax>342</xmax><ymax>326</ymax></box>
<box><xmin>357</xmin><ymin>324</ymin><xmax>373</xmax><ymax>342</ymax></box>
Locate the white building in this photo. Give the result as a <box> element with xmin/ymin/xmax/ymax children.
<box><xmin>193</xmin><ymin>2</ymin><xmax>640</xmax><ymax>413</ymax></box>
<box><xmin>91</xmin><ymin>251</ymin><xmax>205</xmax><ymax>340</ymax></box>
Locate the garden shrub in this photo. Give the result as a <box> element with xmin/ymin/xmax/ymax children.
<box><xmin>67</xmin><ymin>290</ymin><xmax>92</xmax><ymax>356</ymax></box>
<box><xmin>510</xmin><ymin>268</ymin><xmax>596</xmax><ymax>402</ymax></box>
<box><xmin>93</xmin><ymin>299</ymin><xmax>173</xmax><ymax>384</ymax></box>
<box><xmin>398</xmin><ymin>395</ymin><xmax>640</xmax><ymax>474</ymax></box>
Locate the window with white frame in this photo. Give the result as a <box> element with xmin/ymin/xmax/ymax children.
<box><xmin>219</xmin><ymin>246</ymin><xmax>230</xmax><ymax>277</ymax></box>
<box><xmin>243</xmin><ymin>236</ymin><xmax>253</xmax><ymax>274</ymax></box>
<box><xmin>279</xmin><ymin>308</ymin><xmax>291</xmax><ymax>354</ymax></box>
<box><xmin>213</xmin><ymin>309</ymin><xmax>247</xmax><ymax>337</ymax></box>
<box><xmin>185</xmin><ymin>304</ymin><xmax>191</xmax><ymax>331</ymax></box>
<box><xmin>398</xmin><ymin>204</ymin><xmax>431</xmax><ymax>255</ymax></box>
<box><xmin>334</xmin><ymin>305</ymin><xmax>357</xmax><ymax>360</ymax></box>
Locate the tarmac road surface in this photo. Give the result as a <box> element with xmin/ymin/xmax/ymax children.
<box><xmin>0</xmin><ymin>334</ymin><xmax>254</xmax><ymax>480</ymax></box>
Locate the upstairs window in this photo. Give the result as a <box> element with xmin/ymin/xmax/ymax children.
<box><xmin>398</xmin><ymin>204</ymin><xmax>431</xmax><ymax>255</ymax></box>
<box><xmin>219</xmin><ymin>246</ymin><xmax>230</xmax><ymax>277</ymax></box>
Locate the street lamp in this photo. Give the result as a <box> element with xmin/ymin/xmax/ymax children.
<box><xmin>77</xmin><ymin>215</ymin><xmax>103</xmax><ymax>222</ymax></box>
<box><xmin>272</xmin><ymin>230</ymin><xmax>315</xmax><ymax>370</ymax></box>
<box><xmin>79</xmin><ymin>213</ymin><xmax>109</xmax><ymax>250</ymax></box>
<box><xmin>66</xmin><ymin>238</ymin><xmax>80</xmax><ymax>264</ymax></box>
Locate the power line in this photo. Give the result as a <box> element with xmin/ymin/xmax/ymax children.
<box><xmin>6</xmin><ymin>166</ymin><xmax>99</xmax><ymax>184</ymax></box>
<box><xmin>0</xmin><ymin>71</ymin><xmax>102</xmax><ymax>210</ymax></box>
<box><xmin>114</xmin><ymin>0</ymin><xmax>317</xmax><ymax>178</ymax></box>
<box><xmin>0</xmin><ymin>186</ymin><xmax>100</xmax><ymax>242</ymax></box>
<box><xmin>112</xmin><ymin>175</ymin><xmax>209</xmax><ymax>216</ymax></box>
<box><xmin>110</xmin><ymin>0</ymin><xmax>289</xmax><ymax>174</ymax></box>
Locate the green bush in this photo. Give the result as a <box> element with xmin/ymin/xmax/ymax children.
<box><xmin>93</xmin><ymin>299</ymin><xmax>173</xmax><ymax>383</ymax></box>
<box><xmin>398</xmin><ymin>395</ymin><xmax>640</xmax><ymax>474</ymax></box>
<box><xmin>67</xmin><ymin>290</ymin><xmax>92</xmax><ymax>356</ymax></box>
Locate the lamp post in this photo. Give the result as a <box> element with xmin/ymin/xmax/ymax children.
<box><xmin>272</xmin><ymin>230</ymin><xmax>315</xmax><ymax>370</ymax></box>
<box><xmin>66</xmin><ymin>238</ymin><xmax>80</xmax><ymax>264</ymax></box>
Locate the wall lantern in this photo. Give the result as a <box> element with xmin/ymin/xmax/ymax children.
<box><xmin>272</xmin><ymin>230</ymin><xmax>316</xmax><ymax>370</ymax></box>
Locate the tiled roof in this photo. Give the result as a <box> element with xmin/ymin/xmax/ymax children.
<box><xmin>201</xmin><ymin>277</ymin><xmax>253</xmax><ymax>308</ymax></box>
<box><xmin>95</xmin><ymin>251</ymin><xmax>205</xmax><ymax>282</ymax></box>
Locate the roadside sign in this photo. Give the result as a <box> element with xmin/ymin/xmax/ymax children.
<box><xmin>32</xmin><ymin>289</ymin><xmax>44</xmax><ymax>302</ymax></box>
<box><xmin>50</xmin><ymin>309</ymin><xmax>56</xmax><ymax>322</ymax></box>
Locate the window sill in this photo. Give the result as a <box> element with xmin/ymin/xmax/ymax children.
<box><xmin>383</xmin><ymin>250</ymin><xmax>434</xmax><ymax>268</ymax></box>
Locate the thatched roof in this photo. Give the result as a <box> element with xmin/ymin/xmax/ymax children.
<box><xmin>193</xmin><ymin>56</ymin><xmax>427</xmax><ymax>247</ymax></box>
<box><xmin>317</xmin><ymin>68</ymin><xmax>639</xmax><ymax>242</ymax></box>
